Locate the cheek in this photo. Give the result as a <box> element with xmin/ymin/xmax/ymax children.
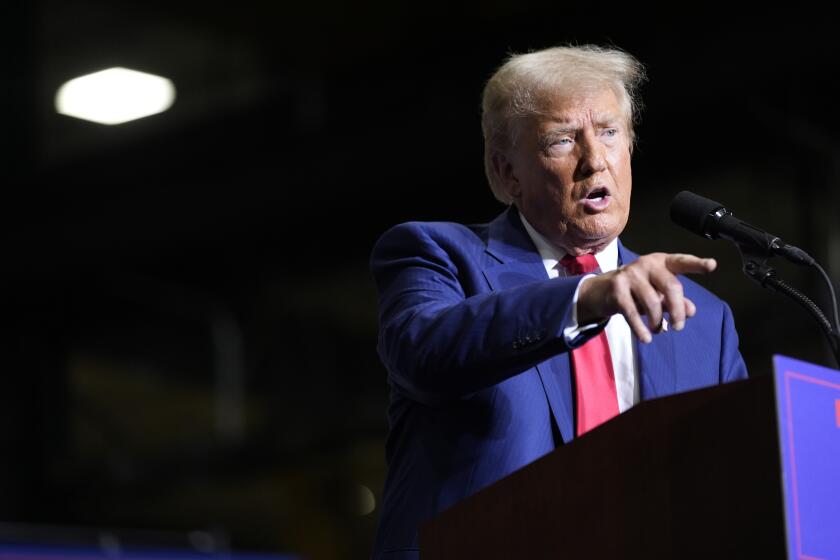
<box><xmin>609</xmin><ymin>153</ymin><xmax>633</xmax><ymax>193</ymax></box>
<box><xmin>542</xmin><ymin>163</ymin><xmax>575</xmax><ymax>193</ymax></box>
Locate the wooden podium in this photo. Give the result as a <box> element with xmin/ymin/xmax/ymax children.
<box><xmin>420</xmin><ymin>356</ymin><xmax>840</xmax><ymax>559</ymax></box>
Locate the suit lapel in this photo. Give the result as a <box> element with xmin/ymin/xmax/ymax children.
<box><xmin>481</xmin><ymin>225</ymin><xmax>679</xmax><ymax>439</ymax></box>
<box><xmin>618</xmin><ymin>242</ymin><xmax>678</xmax><ymax>400</ymax></box>
<box><xmin>483</xmin><ymin>208</ymin><xmax>575</xmax><ymax>444</ymax></box>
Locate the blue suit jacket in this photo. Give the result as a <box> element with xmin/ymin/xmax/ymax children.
<box><xmin>370</xmin><ymin>207</ymin><xmax>748</xmax><ymax>559</ymax></box>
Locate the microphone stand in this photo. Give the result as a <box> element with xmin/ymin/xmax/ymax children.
<box><xmin>737</xmin><ymin>244</ymin><xmax>840</xmax><ymax>368</ymax></box>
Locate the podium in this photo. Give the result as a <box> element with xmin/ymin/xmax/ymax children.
<box><xmin>420</xmin><ymin>356</ymin><xmax>840</xmax><ymax>559</ymax></box>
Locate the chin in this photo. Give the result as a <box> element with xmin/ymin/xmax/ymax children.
<box><xmin>578</xmin><ymin>218</ymin><xmax>623</xmax><ymax>242</ymax></box>
<box><xmin>585</xmin><ymin>235</ymin><xmax>618</xmax><ymax>252</ymax></box>
<box><xmin>561</xmin><ymin>231</ymin><xmax>617</xmax><ymax>254</ymax></box>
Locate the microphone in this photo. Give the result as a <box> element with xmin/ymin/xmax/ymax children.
<box><xmin>669</xmin><ymin>190</ymin><xmax>815</xmax><ymax>266</ymax></box>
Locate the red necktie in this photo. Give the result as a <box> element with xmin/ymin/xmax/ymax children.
<box><xmin>559</xmin><ymin>254</ymin><xmax>620</xmax><ymax>436</ymax></box>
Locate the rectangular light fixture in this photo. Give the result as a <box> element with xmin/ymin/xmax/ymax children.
<box><xmin>56</xmin><ymin>67</ymin><xmax>176</xmax><ymax>125</ymax></box>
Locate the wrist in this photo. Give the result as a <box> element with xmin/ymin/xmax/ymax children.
<box><xmin>576</xmin><ymin>274</ymin><xmax>610</xmax><ymax>325</ymax></box>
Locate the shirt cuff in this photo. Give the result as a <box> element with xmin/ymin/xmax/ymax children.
<box><xmin>563</xmin><ymin>274</ymin><xmax>608</xmax><ymax>346</ymax></box>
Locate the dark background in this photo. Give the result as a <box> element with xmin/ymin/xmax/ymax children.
<box><xmin>2</xmin><ymin>3</ymin><xmax>839</xmax><ymax>559</ymax></box>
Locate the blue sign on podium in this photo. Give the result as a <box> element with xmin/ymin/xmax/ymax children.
<box><xmin>774</xmin><ymin>355</ymin><xmax>840</xmax><ymax>560</ymax></box>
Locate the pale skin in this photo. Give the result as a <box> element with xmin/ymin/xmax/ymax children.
<box><xmin>492</xmin><ymin>87</ymin><xmax>717</xmax><ymax>343</ymax></box>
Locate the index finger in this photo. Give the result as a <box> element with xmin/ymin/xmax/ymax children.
<box><xmin>664</xmin><ymin>254</ymin><xmax>717</xmax><ymax>275</ymax></box>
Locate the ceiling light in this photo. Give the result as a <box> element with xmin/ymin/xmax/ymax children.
<box><xmin>55</xmin><ymin>67</ymin><xmax>176</xmax><ymax>125</ymax></box>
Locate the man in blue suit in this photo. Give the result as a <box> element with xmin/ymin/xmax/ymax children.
<box><xmin>370</xmin><ymin>45</ymin><xmax>748</xmax><ymax>559</ymax></box>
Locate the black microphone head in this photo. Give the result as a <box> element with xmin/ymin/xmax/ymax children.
<box><xmin>669</xmin><ymin>190</ymin><xmax>727</xmax><ymax>237</ymax></box>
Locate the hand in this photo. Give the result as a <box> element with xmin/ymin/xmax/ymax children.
<box><xmin>576</xmin><ymin>253</ymin><xmax>717</xmax><ymax>343</ymax></box>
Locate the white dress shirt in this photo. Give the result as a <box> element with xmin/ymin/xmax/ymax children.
<box><xmin>520</xmin><ymin>215</ymin><xmax>640</xmax><ymax>413</ymax></box>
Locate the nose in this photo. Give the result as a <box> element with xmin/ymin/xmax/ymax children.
<box><xmin>578</xmin><ymin>134</ymin><xmax>607</xmax><ymax>176</ymax></box>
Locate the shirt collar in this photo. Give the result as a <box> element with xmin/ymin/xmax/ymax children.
<box><xmin>519</xmin><ymin>213</ymin><xmax>619</xmax><ymax>276</ymax></box>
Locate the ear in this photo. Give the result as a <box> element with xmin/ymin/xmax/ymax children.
<box><xmin>491</xmin><ymin>150</ymin><xmax>520</xmax><ymax>200</ymax></box>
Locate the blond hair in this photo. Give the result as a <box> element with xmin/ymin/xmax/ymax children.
<box><xmin>481</xmin><ymin>45</ymin><xmax>646</xmax><ymax>204</ymax></box>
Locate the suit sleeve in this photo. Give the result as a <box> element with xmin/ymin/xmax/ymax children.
<box><xmin>372</xmin><ymin>222</ymin><xmax>587</xmax><ymax>405</ymax></box>
<box><xmin>719</xmin><ymin>301</ymin><xmax>749</xmax><ymax>382</ymax></box>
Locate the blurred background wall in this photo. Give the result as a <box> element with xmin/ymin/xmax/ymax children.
<box><xmin>1</xmin><ymin>2</ymin><xmax>838</xmax><ymax>559</ymax></box>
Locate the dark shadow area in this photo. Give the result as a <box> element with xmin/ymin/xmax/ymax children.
<box><xmin>1</xmin><ymin>3</ymin><xmax>838</xmax><ymax>558</ymax></box>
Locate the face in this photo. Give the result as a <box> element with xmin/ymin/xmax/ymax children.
<box><xmin>496</xmin><ymin>88</ymin><xmax>633</xmax><ymax>255</ymax></box>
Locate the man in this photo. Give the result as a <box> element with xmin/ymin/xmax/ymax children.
<box><xmin>370</xmin><ymin>45</ymin><xmax>748</xmax><ymax>559</ymax></box>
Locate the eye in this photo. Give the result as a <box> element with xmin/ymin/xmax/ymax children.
<box><xmin>548</xmin><ymin>136</ymin><xmax>573</xmax><ymax>148</ymax></box>
<box><xmin>602</xmin><ymin>128</ymin><xmax>618</xmax><ymax>137</ymax></box>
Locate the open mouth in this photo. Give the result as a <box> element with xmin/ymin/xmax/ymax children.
<box><xmin>580</xmin><ymin>186</ymin><xmax>612</xmax><ymax>211</ymax></box>
<box><xmin>584</xmin><ymin>186</ymin><xmax>610</xmax><ymax>201</ymax></box>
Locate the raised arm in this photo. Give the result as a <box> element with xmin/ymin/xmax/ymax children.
<box><xmin>372</xmin><ymin>222</ymin><xmax>581</xmax><ymax>405</ymax></box>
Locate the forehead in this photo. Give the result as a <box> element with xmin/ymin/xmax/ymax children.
<box><xmin>533</xmin><ymin>88</ymin><xmax>625</xmax><ymax>129</ymax></box>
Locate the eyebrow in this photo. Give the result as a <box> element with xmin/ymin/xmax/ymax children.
<box><xmin>543</xmin><ymin>116</ymin><xmax>623</xmax><ymax>135</ymax></box>
<box><xmin>542</xmin><ymin>119</ymin><xmax>621</xmax><ymax>138</ymax></box>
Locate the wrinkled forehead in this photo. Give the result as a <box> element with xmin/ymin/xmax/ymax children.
<box><xmin>529</xmin><ymin>79</ymin><xmax>629</xmax><ymax>124</ymax></box>
<box><xmin>509</xmin><ymin>88</ymin><xmax>626</xmax><ymax>143</ymax></box>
